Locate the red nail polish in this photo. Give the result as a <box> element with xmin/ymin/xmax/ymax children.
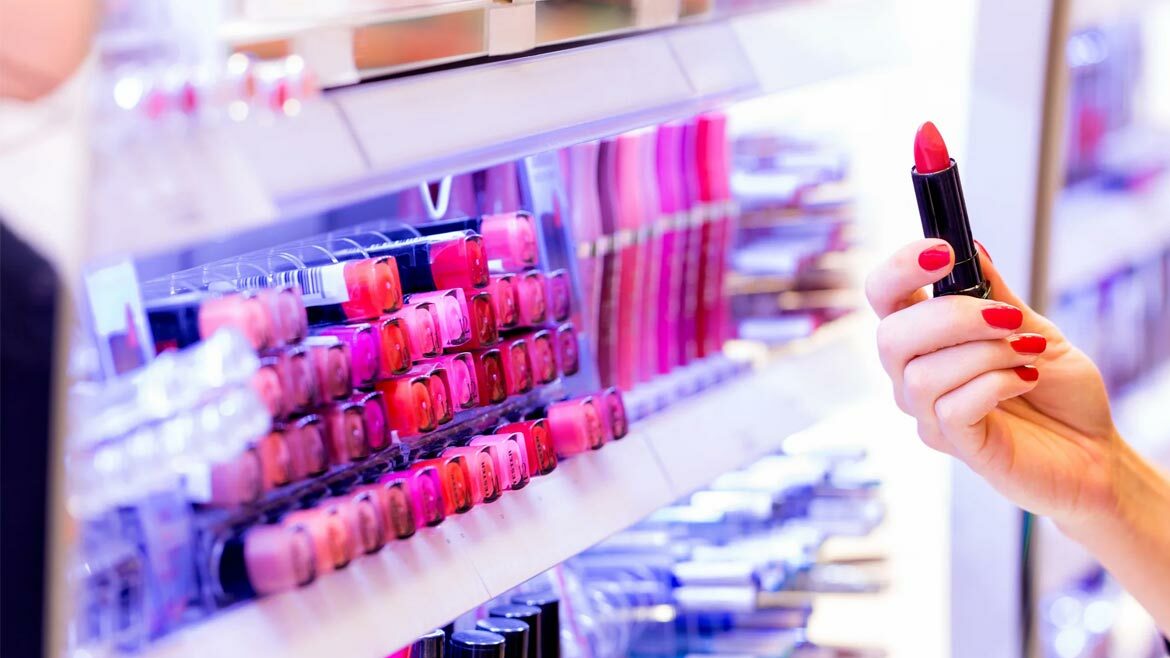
<box><xmin>1014</xmin><ymin>365</ymin><xmax>1039</xmax><ymax>382</ymax></box>
<box><xmin>1009</xmin><ymin>335</ymin><xmax>1046</xmax><ymax>354</ymax></box>
<box><xmin>982</xmin><ymin>306</ymin><xmax>1023</xmax><ymax>330</ymax></box>
<box><xmin>917</xmin><ymin>246</ymin><xmax>950</xmax><ymax>271</ymax></box>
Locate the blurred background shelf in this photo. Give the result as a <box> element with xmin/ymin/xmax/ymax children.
<box><xmin>136</xmin><ymin>320</ymin><xmax>874</xmax><ymax>658</ymax></box>
<box><xmin>89</xmin><ymin>0</ymin><xmax>898</xmax><ymax>262</ymax></box>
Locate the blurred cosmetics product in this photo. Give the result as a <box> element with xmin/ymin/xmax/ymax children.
<box><xmin>475</xmin><ymin>618</ymin><xmax>529</xmax><ymax>658</ymax></box>
<box><xmin>412</xmin><ymin>456</ymin><xmax>474</xmax><ymax>516</ymax></box>
<box><xmin>381</xmin><ymin>467</ymin><xmax>446</xmax><ymax>528</ymax></box>
<box><xmin>515</xmin><ymin>271</ymin><xmax>549</xmax><ymax>327</ymax></box>
<box><xmin>495</xmin><ymin>419</ymin><xmax>558</xmax><ymax>477</ymax></box>
<box><xmin>565</xmin><ymin>141</ymin><xmax>603</xmax><ymax>354</ymax></box>
<box><xmin>328</xmin><ymin>230</ymin><xmax>490</xmax><ymax>293</ymax></box>
<box><xmin>239</xmin><ymin>257</ymin><xmax>403</xmax><ymax>325</ymax></box>
<box><xmin>468</xmin><ymin>348</ymin><xmax>509</xmax><ymax>406</ymax></box>
<box><xmin>354</xmin><ymin>479</ymin><xmax>417</xmax><ymax>541</ymax></box>
<box><xmin>463</xmin><ymin>292</ymin><xmax>502</xmax><ymax>348</ymax></box>
<box><xmin>389</xmin><ymin>301</ymin><xmax>444</xmax><ymax>360</ymax></box>
<box><xmin>321</xmin><ymin>399</ymin><xmax>369</xmax><ymax>466</ymax></box>
<box><xmin>442</xmin><ymin>444</ymin><xmax>501</xmax><ymax>505</ymax></box>
<box><xmin>448</xmin><ymin>630</ymin><xmax>506</xmax><ymax>658</ymax></box>
<box><xmin>389</xmin><ymin>628</ymin><xmax>446</xmax><ymax>658</ymax></box>
<box><xmin>253</xmin><ymin>431</ymin><xmax>292</xmax><ymax>491</ymax></box>
<box><xmin>372</xmin><ymin>314</ymin><xmax>413</xmax><ymax>376</ymax></box>
<box><xmin>655</xmin><ymin>122</ymin><xmax>687</xmax><ymax>373</ymax></box>
<box><xmin>544</xmin><ymin>270</ymin><xmax>572</xmax><ymax>324</ymax></box>
<box><xmin>521</xmin><ymin>329</ymin><xmax>558</xmax><ymax>385</ymax></box>
<box><xmin>214</xmin><ymin>523</ymin><xmax>317</xmax><ymax>600</ymax></box>
<box><xmin>614</xmin><ymin>132</ymin><xmax>648</xmax><ymax>391</ymax></box>
<box><xmin>315</xmin><ymin>322</ymin><xmax>381</xmax><ymax>389</ymax></box>
<box><xmin>596</xmin><ymin>138</ymin><xmax>622</xmax><ymax>388</ymax></box>
<box><xmin>407</xmin><ymin>288</ymin><xmax>472</xmax><ymax>348</ymax></box>
<box><xmin>285</xmin><ymin>415</ymin><xmax>329</xmax><ymax>480</ymax></box>
<box><xmin>304</xmin><ymin>336</ymin><xmax>352</xmax><ymax>402</ymax></box>
<box><xmin>412</xmin><ymin>212</ymin><xmax>540</xmax><ymax>272</ymax></box>
<box><xmin>418</xmin><ymin>353</ymin><xmax>479</xmax><ymax>410</ymax></box>
<box><xmin>488</xmin><ymin>604</ymin><xmax>542</xmax><ymax>658</ymax></box>
<box><xmin>147</xmin><ymin>292</ymin><xmax>275</xmax><ymax>352</ymax></box>
<box><xmin>376</xmin><ymin>370</ymin><xmax>437</xmax><ymax>437</ymax></box>
<box><xmin>323</xmin><ymin>491</ymin><xmax>387</xmax><ymax>555</ymax></box>
<box><xmin>486</xmin><ymin>274</ymin><xmax>521</xmax><ymax>329</ymax></box>
<box><xmin>281</xmin><ymin>503</ymin><xmax>355</xmax><ymax>574</ymax></box>
<box><xmin>469</xmin><ymin>432</ymin><xmax>530</xmax><ymax>491</ymax></box>
<box><xmin>354</xmin><ymin>390</ymin><xmax>392</xmax><ymax>451</ymax></box>
<box><xmin>545</xmin><ymin>396</ymin><xmax>606</xmax><ymax>457</ymax></box>
<box><xmin>496</xmin><ymin>338</ymin><xmax>534</xmax><ymax>396</ymax></box>
<box><xmin>596</xmin><ymin>387</ymin><xmax>629</xmax><ymax>439</ymax></box>
<box><xmin>552</xmin><ymin>323</ymin><xmax>580</xmax><ymax>377</ymax></box>
<box><xmin>509</xmin><ymin>592</ymin><xmax>560</xmax><ymax>658</ymax></box>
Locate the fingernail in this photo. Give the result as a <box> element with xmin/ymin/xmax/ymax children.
<box><xmin>1013</xmin><ymin>365</ymin><xmax>1039</xmax><ymax>382</ymax></box>
<box><xmin>918</xmin><ymin>246</ymin><xmax>951</xmax><ymax>271</ymax></box>
<box><xmin>1009</xmin><ymin>334</ymin><xmax>1046</xmax><ymax>354</ymax></box>
<box><xmin>983</xmin><ymin>306</ymin><xmax>1023</xmax><ymax>330</ymax></box>
<box><xmin>974</xmin><ymin>239</ymin><xmax>993</xmax><ymax>263</ymax></box>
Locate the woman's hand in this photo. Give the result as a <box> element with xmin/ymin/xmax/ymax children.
<box><xmin>865</xmin><ymin>238</ymin><xmax>1120</xmax><ymax>528</ymax></box>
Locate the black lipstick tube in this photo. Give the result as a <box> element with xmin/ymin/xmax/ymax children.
<box><xmin>912</xmin><ymin>159</ymin><xmax>991</xmax><ymax>298</ymax></box>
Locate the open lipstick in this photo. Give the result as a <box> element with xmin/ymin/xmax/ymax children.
<box><xmin>911</xmin><ymin>121</ymin><xmax>990</xmax><ymax>298</ymax></box>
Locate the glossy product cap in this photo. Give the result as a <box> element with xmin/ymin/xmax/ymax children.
<box><xmin>430</xmin><ymin>232</ymin><xmax>489</xmax><ymax>290</ymax></box>
<box><xmin>441</xmin><ymin>445</ymin><xmax>499</xmax><ymax>504</ymax></box>
<box><xmin>544</xmin><ymin>270</ymin><xmax>571</xmax><ymax>323</ymax></box>
<box><xmin>515</xmin><ymin>271</ymin><xmax>548</xmax><ymax>326</ymax></box>
<box><xmin>487</xmin><ymin>274</ymin><xmax>519</xmax><ymax>329</ymax></box>
<box><xmin>383</xmin><ymin>467</ymin><xmax>445</xmax><ymax>527</ymax></box>
<box><xmin>376</xmin><ymin>315</ymin><xmax>413</xmax><ymax>376</ymax></box>
<box><xmin>475</xmin><ymin>618</ymin><xmax>529</xmax><ymax>658</ymax></box>
<box><xmin>496</xmin><ymin>419</ymin><xmax>556</xmax><ymax>477</ymax></box>
<box><xmin>356</xmin><ymin>391</ymin><xmax>391</xmax><ymax>451</ymax></box>
<box><xmin>487</xmin><ymin>605</ymin><xmax>541</xmax><ymax>658</ymax></box>
<box><xmin>471</xmin><ymin>349</ymin><xmax>508</xmax><ymax>406</ymax></box>
<box><xmin>322</xmin><ymin>402</ymin><xmax>368</xmax><ymax>464</ymax></box>
<box><xmin>466</xmin><ymin>292</ymin><xmax>501</xmax><ymax>348</ymax></box>
<box><xmin>546</xmin><ymin>397</ymin><xmax>606</xmax><ymax>458</ymax></box>
<box><xmin>510</xmin><ymin>593</ymin><xmax>560</xmax><ymax>658</ymax></box>
<box><xmin>481</xmin><ymin>211</ymin><xmax>540</xmax><ymax>271</ymax></box>
<box><xmin>406</xmin><ymin>629</ymin><xmax>446</xmax><ymax>658</ymax></box>
<box><xmin>218</xmin><ymin>524</ymin><xmax>316</xmax><ymax>599</ymax></box>
<box><xmin>287</xmin><ymin>416</ymin><xmax>328</xmax><ymax>479</ymax></box>
<box><xmin>599</xmin><ymin>387</ymin><xmax>628</xmax><ymax>440</ymax></box>
<box><xmin>376</xmin><ymin>374</ymin><xmax>437</xmax><ymax>436</ymax></box>
<box><xmin>554</xmin><ymin>324</ymin><xmax>580</xmax><ymax>377</ymax></box>
<box><xmin>448</xmin><ymin>630</ymin><xmax>505</xmax><ymax>658</ymax></box>
<box><xmin>392</xmin><ymin>302</ymin><xmax>443</xmax><ymax>359</ymax></box>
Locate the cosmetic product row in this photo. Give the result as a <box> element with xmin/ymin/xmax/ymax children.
<box><xmin>562</xmin><ymin>113</ymin><xmax>737</xmax><ymax>395</ymax></box>
<box><xmin>1049</xmin><ymin>246</ymin><xmax>1170</xmax><ymax>392</ymax></box>
<box><xmin>727</xmin><ymin>129</ymin><xmax>857</xmax><ymax>345</ymax></box>
<box><xmin>392</xmin><ymin>591</ymin><xmax>563</xmax><ymax>658</ymax></box>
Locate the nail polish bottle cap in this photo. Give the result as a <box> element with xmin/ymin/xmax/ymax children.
<box><xmin>447</xmin><ymin>630</ymin><xmax>505</xmax><ymax>658</ymax></box>
<box><xmin>475</xmin><ymin>618</ymin><xmax>529</xmax><ymax>658</ymax></box>
<box><xmin>487</xmin><ymin>605</ymin><xmax>541</xmax><ymax>658</ymax></box>
<box><xmin>410</xmin><ymin>628</ymin><xmax>446</xmax><ymax>658</ymax></box>
<box><xmin>509</xmin><ymin>593</ymin><xmax>560</xmax><ymax>658</ymax></box>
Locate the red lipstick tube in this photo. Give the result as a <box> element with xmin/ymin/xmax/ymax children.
<box><xmin>375</xmin><ymin>372</ymin><xmax>437</xmax><ymax>437</ymax></box>
<box><xmin>406</xmin><ymin>288</ymin><xmax>472</xmax><ymax>348</ymax></box>
<box><xmin>469</xmin><ymin>433</ymin><xmax>530</xmax><ymax>491</ymax></box>
<box><xmin>911</xmin><ymin>122</ymin><xmax>990</xmax><ymax>298</ymax></box>
<box><xmin>468</xmin><ymin>348</ymin><xmax>508</xmax><ymax>406</ymax></box>
<box><xmin>496</xmin><ymin>419</ymin><xmax>558</xmax><ymax>476</ymax></box>
<box><xmin>441</xmin><ymin>445</ymin><xmax>502</xmax><ymax>505</ymax></box>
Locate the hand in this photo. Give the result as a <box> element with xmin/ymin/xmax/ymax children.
<box><xmin>865</xmin><ymin>238</ymin><xmax>1120</xmax><ymax>528</ymax></box>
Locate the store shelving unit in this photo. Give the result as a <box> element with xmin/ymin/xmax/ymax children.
<box><xmin>136</xmin><ymin>320</ymin><xmax>875</xmax><ymax>658</ymax></box>
<box><xmin>85</xmin><ymin>0</ymin><xmax>899</xmax><ymax>262</ymax></box>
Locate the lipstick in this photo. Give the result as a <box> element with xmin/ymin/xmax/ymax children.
<box><xmin>406</xmin><ymin>288</ymin><xmax>471</xmax><ymax>348</ymax></box>
<box><xmin>379</xmin><ymin>468</ymin><xmax>446</xmax><ymax>528</ymax></box>
<box><xmin>241</xmin><ymin>257</ymin><xmax>403</xmax><ymax>325</ymax></box>
<box><xmin>496</xmin><ymin>419</ymin><xmax>557</xmax><ymax>476</ymax></box>
<box><xmin>911</xmin><ymin>121</ymin><xmax>990</xmax><ymax>298</ymax></box>
<box><xmin>387</xmin><ymin>302</ymin><xmax>443</xmax><ymax>360</ymax></box>
<box><xmin>412</xmin><ymin>212</ymin><xmax>540</xmax><ymax>272</ymax></box>
<box><xmin>331</xmin><ymin>230</ymin><xmax>489</xmax><ymax>293</ymax></box>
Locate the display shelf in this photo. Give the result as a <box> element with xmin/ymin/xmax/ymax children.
<box><xmin>1114</xmin><ymin>360</ymin><xmax>1170</xmax><ymax>464</ymax></box>
<box><xmin>88</xmin><ymin>0</ymin><xmax>898</xmax><ymax>262</ymax></box>
<box><xmin>136</xmin><ymin>320</ymin><xmax>873</xmax><ymax>658</ymax></box>
<box><xmin>1047</xmin><ymin>172</ymin><xmax>1170</xmax><ymax>296</ymax></box>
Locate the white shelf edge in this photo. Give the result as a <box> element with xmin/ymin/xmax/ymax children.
<box><xmin>136</xmin><ymin>321</ymin><xmax>873</xmax><ymax>658</ymax></box>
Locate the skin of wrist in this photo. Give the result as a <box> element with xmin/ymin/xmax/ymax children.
<box><xmin>1055</xmin><ymin>431</ymin><xmax>1160</xmax><ymax>547</ymax></box>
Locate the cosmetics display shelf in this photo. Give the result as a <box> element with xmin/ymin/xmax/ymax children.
<box><xmin>93</xmin><ymin>0</ymin><xmax>896</xmax><ymax>263</ymax></box>
<box><xmin>1046</xmin><ymin>172</ymin><xmax>1170</xmax><ymax>296</ymax></box>
<box><xmin>135</xmin><ymin>321</ymin><xmax>872</xmax><ymax>658</ymax></box>
<box><xmin>1114</xmin><ymin>361</ymin><xmax>1170</xmax><ymax>463</ymax></box>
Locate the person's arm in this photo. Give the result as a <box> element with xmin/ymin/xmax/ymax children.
<box><xmin>865</xmin><ymin>238</ymin><xmax>1170</xmax><ymax>635</ymax></box>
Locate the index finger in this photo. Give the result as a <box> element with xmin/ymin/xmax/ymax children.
<box><xmin>865</xmin><ymin>238</ymin><xmax>955</xmax><ymax>319</ymax></box>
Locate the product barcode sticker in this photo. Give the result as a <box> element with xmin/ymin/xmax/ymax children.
<box><xmin>272</xmin><ymin>264</ymin><xmax>350</xmax><ymax>305</ymax></box>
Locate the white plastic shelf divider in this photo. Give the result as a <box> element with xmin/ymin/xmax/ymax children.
<box><xmin>89</xmin><ymin>0</ymin><xmax>897</xmax><ymax>261</ymax></box>
<box><xmin>138</xmin><ymin>321</ymin><xmax>873</xmax><ymax>658</ymax></box>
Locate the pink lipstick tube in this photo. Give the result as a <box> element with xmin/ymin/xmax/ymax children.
<box><xmin>281</xmin><ymin>505</ymin><xmax>355</xmax><ymax>574</ymax></box>
<box><xmin>615</xmin><ymin>133</ymin><xmax>650</xmax><ymax>390</ymax></box>
<box><xmin>482</xmin><ymin>211</ymin><xmax>541</xmax><ymax>272</ymax></box>
<box><xmin>596</xmin><ymin>139</ymin><xmax>622</xmax><ymax>388</ymax></box>
<box><xmin>285</xmin><ymin>415</ymin><xmax>328</xmax><ymax>481</ymax></box>
<box><xmin>515</xmin><ymin>271</ymin><xmax>549</xmax><ymax>327</ymax></box>
<box><xmin>566</xmin><ymin>142</ymin><xmax>604</xmax><ymax>358</ymax></box>
<box><xmin>387</xmin><ymin>301</ymin><xmax>443</xmax><ymax>360</ymax></box>
<box><xmin>380</xmin><ymin>467</ymin><xmax>446</xmax><ymax>528</ymax></box>
<box><xmin>406</xmin><ymin>288</ymin><xmax>472</xmax><ymax>348</ymax></box>
<box><xmin>695</xmin><ymin>112</ymin><xmax>734</xmax><ymax>356</ymax></box>
<box><xmin>546</xmin><ymin>396</ymin><xmax>607</xmax><ymax>458</ymax></box>
<box><xmin>470</xmin><ymin>432</ymin><xmax>530</xmax><ymax>491</ymax></box>
<box><xmin>354</xmin><ymin>480</ymin><xmax>417</xmax><ymax>541</ymax></box>
<box><xmin>554</xmin><ymin>322</ymin><xmax>580</xmax><ymax>377</ymax></box>
<box><xmin>441</xmin><ymin>445</ymin><xmax>501</xmax><ymax>505</ymax></box>
<box><xmin>485</xmin><ymin>274</ymin><xmax>520</xmax><ymax>330</ymax></box>
<box><xmin>636</xmin><ymin>129</ymin><xmax>664</xmax><ymax>381</ymax></box>
<box><xmin>496</xmin><ymin>418</ymin><xmax>557</xmax><ymax>476</ymax></box>
<box><xmin>655</xmin><ymin>122</ymin><xmax>687</xmax><ymax>373</ymax></box>
<box><xmin>304</xmin><ymin>336</ymin><xmax>353</xmax><ymax>402</ymax></box>
<box><xmin>316</xmin><ymin>323</ymin><xmax>380</xmax><ymax>390</ymax></box>
<box><xmin>418</xmin><ymin>353</ymin><xmax>479</xmax><ymax>410</ymax></box>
